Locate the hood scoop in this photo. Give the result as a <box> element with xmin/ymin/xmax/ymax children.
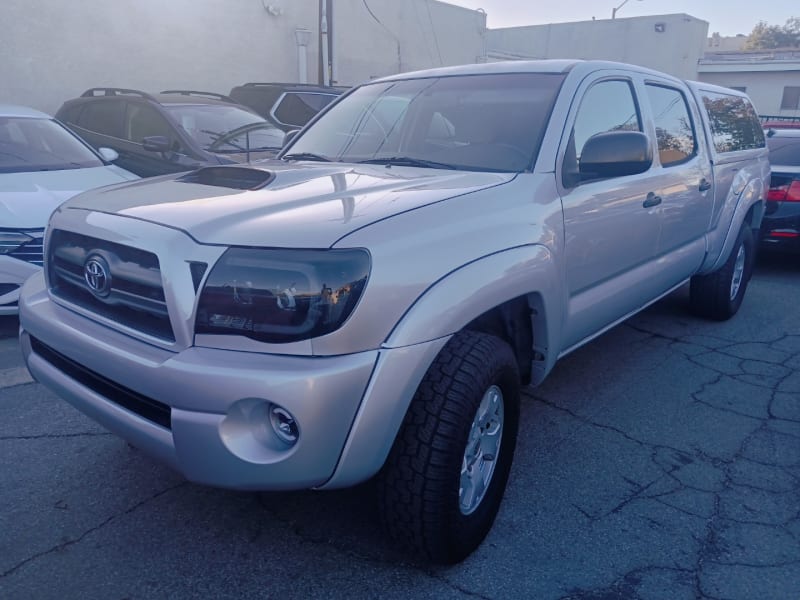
<box><xmin>177</xmin><ymin>166</ymin><xmax>275</xmax><ymax>190</ymax></box>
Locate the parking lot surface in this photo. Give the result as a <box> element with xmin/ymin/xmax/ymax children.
<box><xmin>1</xmin><ymin>254</ymin><xmax>798</xmax><ymax>600</ymax></box>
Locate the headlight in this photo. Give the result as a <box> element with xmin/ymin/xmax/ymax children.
<box><xmin>196</xmin><ymin>248</ymin><xmax>370</xmax><ymax>343</ymax></box>
<box><xmin>0</xmin><ymin>231</ymin><xmax>34</xmax><ymax>255</ymax></box>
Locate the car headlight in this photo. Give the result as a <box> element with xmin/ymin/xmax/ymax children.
<box><xmin>0</xmin><ymin>231</ymin><xmax>34</xmax><ymax>255</ymax></box>
<box><xmin>196</xmin><ymin>248</ymin><xmax>370</xmax><ymax>343</ymax></box>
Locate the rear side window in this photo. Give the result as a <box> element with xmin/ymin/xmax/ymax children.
<box><xmin>701</xmin><ymin>91</ymin><xmax>765</xmax><ymax>153</ymax></box>
<box><xmin>75</xmin><ymin>100</ymin><xmax>125</xmax><ymax>138</ymax></box>
<box><xmin>273</xmin><ymin>92</ymin><xmax>338</xmax><ymax>127</ymax></box>
<box><xmin>767</xmin><ymin>135</ymin><xmax>800</xmax><ymax>166</ymax></box>
<box><xmin>645</xmin><ymin>84</ymin><xmax>697</xmax><ymax>167</ymax></box>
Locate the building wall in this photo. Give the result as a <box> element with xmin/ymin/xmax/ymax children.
<box><xmin>697</xmin><ymin>69</ymin><xmax>800</xmax><ymax>115</ymax></box>
<box><xmin>486</xmin><ymin>14</ymin><xmax>709</xmax><ymax>80</ymax></box>
<box><xmin>331</xmin><ymin>0</ymin><xmax>486</xmax><ymax>84</ymax></box>
<box><xmin>0</xmin><ymin>0</ymin><xmax>485</xmax><ymax>115</ymax></box>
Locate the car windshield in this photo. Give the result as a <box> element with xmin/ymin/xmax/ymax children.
<box><xmin>165</xmin><ymin>104</ymin><xmax>285</xmax><ymax>153</ymax></box>
<box><xmin>0</xmin><ymin>116</ymin><xmax>103</xmax><ymax>174</ymax></box>
<box><xmin>283</xmin><ymin>73</ymin><xmax>566</xmax><ymax>172</ymax></box>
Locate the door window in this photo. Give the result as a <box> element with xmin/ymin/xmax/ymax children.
<box><xmin>76</xmin><ymin>100</ymin><xmax>125</xmax><ymax>138</ymax></box>
<box><xmin>645</xmin><ymin>84</ymin><xmax>697</xmax><ymax>167</ymax></box>
<box><xmin>563</xmin><ymin>79</ymin><xmax>642</xmax><ymax>186</ymax></box>
<box><xmin>125</xmin><ymin>103</ymin><xmax>173</xmax><ymax>145</ymax></box>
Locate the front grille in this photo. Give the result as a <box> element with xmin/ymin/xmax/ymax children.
<box><xmin>47</xmin><ymin>229</ymin><xmax>174</xmax><ymax>342</ymax></box>
<box><xmin>30</xmin><ymin>336</ymin><xmax>172</xmax><ymax>429</ymax></box>
<box><xmin>2</xmin><ymin>228</ymin><xmax>44</xmax><ymax>266</ymax></box>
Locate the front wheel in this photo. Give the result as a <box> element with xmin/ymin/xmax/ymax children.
<box><xmin>377</xmin><ymin>330</ymin><xmax>520</xmax><ymax>563</ymax></box>
<box><xmin>690</xmin><ymin>223</ymin><xmax>755</xmax><ymax>320</ymax></box>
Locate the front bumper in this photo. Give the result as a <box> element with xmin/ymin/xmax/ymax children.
<box><xmin>20</xmin><ymin>272</ymin><xmax>382</xmax><ymax>490</ymax></box>
<box><xmin>0</xmin><ymin>256</ymin><xmax>39</xmax><ymax>315</ymax></box>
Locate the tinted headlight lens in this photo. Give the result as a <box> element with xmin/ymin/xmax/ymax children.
<box><xmin>196</xmin><ymin>248</ymin><xmax>370</xmax><ymax>343</ymax></box>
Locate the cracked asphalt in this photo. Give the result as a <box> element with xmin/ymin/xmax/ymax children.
<box><xmin>1</xmin><ymin>253</ymin><xmax>798</xmax><ymax>599</ymax></box>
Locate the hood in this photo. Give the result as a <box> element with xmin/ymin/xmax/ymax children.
<box><xmin>0</xmin><ymin>165</ymin><xmax>137</xmax><ymax>229</ymax></box>
<box><xmin>62</xmin><ymin>162</ymin><xmax>514</xmax><ymax>247</ymax></box>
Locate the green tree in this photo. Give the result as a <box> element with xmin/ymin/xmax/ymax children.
<box><xmin>744</xmin><ymin>18</ymin><xmax>800</xmax><ymax>49</ymax></box>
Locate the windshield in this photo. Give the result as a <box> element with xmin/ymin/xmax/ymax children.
<box><xmin>0</xmin><ymin>117</ymin><xmax>103</xmax><ymax>174</ymax></box>
<box><xmin>164</xmin><ymin>105</ymin><xmax>285</xmax><ymax>153</ymax></box>
<box><xmin>283</xmin><ymin>73</ymin><xmax>565</xmax><ymax>172</ymax></box>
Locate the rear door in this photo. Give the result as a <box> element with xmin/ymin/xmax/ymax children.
<box><xmin>641</xmin><ymin>80</ymin><xmax>711</xmax><ymax>266</ymax></box>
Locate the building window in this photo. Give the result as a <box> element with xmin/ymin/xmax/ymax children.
<box><xmin>781</xmin><ymin>86</ymin><xmax>800</xmax><ymax>110</ymax></box>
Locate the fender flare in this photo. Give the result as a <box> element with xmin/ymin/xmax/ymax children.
<box><xmin>702</xmin><ymin>177</ymin><xmax>764</xmax><ymax>274</ymax></box>
<box><xmin>384</xmin><ymin>244</ymin><xmax>562</xmax><ymax>363</ymax></box>
<box><xmin>321</xmin><ymin>244</ymin><xmax>563</xmax><ymax>489</ymax></box>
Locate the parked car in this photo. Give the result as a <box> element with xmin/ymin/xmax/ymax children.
<box><xmin>56</xmin><ymin>89</ymin><xmax>286</xmax><ymax>177</ymax></box>
<box><xmin>0</xmin><ymin>105</ymin><xmax>137</xmax><ymax>315</ymax></box>
<box><xmin>19</xmin><ymin>61</ymin><xmax>768</xmax><ymax>563</ymax></box>
<box><xmin>228</xmin><ymin>83</ymin><xmax>345</xmax><ymax>131</ymax></box>
<box><xmin>761</xmin><ymin>128</ymin><xmax>800</xmax><ymax>252</ymax></box>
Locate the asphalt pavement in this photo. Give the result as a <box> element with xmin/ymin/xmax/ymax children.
<box><xmin>1</xmin><ymin>254</ymin><xmax>798</xmax><ymax>599</ymax></box>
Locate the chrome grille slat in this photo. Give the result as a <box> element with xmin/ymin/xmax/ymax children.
<box><xmin>3</xmin><ymin>228</ymin><xmax>44</xmax><ymax>266</ymax></box>
<box><xmin>47</xmin><ymin>229</ymin><xmax>174</xmax><ymax>342</ymax></box>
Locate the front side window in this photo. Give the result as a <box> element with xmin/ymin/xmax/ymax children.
<box><xmin>701</xmin><ymin>91</ymin><xmax>765</xmax><ymax>153</ymax></box>
<box><xmin>562</xmin><ymin>79</ymin><xmax>642</xmax><ymax>186</ymax></box>
<box><xmin>273</xmin><ymin>92</ymin><xmax>339</xmax><ymax>128</ymax></box>
<box><xmin>164</xmin><ymin>104</ymin><xmax>285</xmax><ymax>153</ymax></box>
<box><xmin>645</xmin><ymin>84</ymin><xmax>697</xmax><ymax>167</ymax></box>
<box><xmin>0</xmin><ymin>117</ymin><xmax>103</xmax><ymax>173</ymax></box>
<box><xmin>285</xmin><ymin>73</ymin><xmax>566</xmax><ymax>173</ymax></box>
<box><xmin>125</xmin><ymin>103</ymin><xmax>173</xmax><ymax>144</ymax></box>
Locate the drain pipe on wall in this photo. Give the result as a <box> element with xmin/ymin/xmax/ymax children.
<box><xmin>321</xmin><ymin>0</ymin><xmax>330</xmax><ymax>86</ymax></box>
<box><xmin>295</xmin><ymin>28</ymin><xmax>311</xmax><ymax>83</ymax></box>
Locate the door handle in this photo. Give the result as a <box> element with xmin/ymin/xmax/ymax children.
<box><xmin>643</xmin><ymin>192</ymin><xmax>662</xmax><ymax>208</ymax></box>
<box><xmin>699</xmin><ymin>178</ymin><xmax>712</xmax><ymax>192</ymax></box>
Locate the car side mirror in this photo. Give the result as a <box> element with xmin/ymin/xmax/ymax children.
<box><xmin>97</xmin><ymin>147</ymin><xmax>119</xmax><ymax>162</ymax></box>
<box><xmin>282</xmin><ymin>129</ymin><xmax>301</xmax><ymax>148</ymax></box>
<box><xmin>142</xmin><ymin>136</ymin><xmax>172</xmax><ymax>153</ymax></box>
<box><xmin>579</xmin><ymin>131</ymin><xmax>652</xmax><ymax>181</ymax></box>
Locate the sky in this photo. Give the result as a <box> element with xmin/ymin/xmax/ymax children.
<box><xmin>445</xmin><ymin>0</ymin><xmax>797</xmax><ymax>36</ymax></box>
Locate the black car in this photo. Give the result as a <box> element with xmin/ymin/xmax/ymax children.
<box><xmin>228</xmin><ymin>83</ymin><xmax>346</xmax><ymax>132</ymax></box>
<box><xmin>56</xmin><ymin>89</ymin><xmax>286</xmax><ymax>177</ymax></box>
<box><xmin>762</xmin><ymin>128</ymin><xmax>800</xmax><ymax>252</ymax></box>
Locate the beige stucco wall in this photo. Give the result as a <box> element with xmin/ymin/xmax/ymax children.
<box><xmin>331</xmin><ymin>0</ymin><xmax>486</xmax><ymax>84</ymax></box>
<box><xmin>0</xmin><ymin>0</ymin><xmax>485</xmax><ymax>115</ymax></box>
<box><xmin>486</xmin><ymin>14</ymin><xmax>709</xmax><ymax>80</ymax></box>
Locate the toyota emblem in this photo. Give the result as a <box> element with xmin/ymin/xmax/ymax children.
<box><xmin>83</xmin><ymin>255</ymin><xmax>111</xmax><ymax>297</ymax></box>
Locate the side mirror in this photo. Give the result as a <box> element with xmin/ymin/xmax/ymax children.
<box><xmin>97</xmin><ymin>147</ymin><xmax>119</xmax><ymax>162</ymax></box>
<box><xmin>142</xmin><ymin>136</ymin><xmax>172</xmax><ymax>153</ymax></box>
<box><xmin>579</xmin><ymin>131</ymin><xmax>652</xmax><ymax>181</ymax></box>
<box><xmin>282</xmin><ymin>129</ymin><xmax>301</xmax><ymax>148</ymax></box>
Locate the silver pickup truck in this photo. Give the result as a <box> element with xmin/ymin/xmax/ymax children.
<box><xmin>19</xmin><ymin>60</ymin><xmax>769</xmax><ymax>563</ymax></box>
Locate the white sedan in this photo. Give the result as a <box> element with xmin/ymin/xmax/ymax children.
<box><xmin>0</xmin><ymin>105</ymin><xmax>138</xmax><ymax>314</ymax></box>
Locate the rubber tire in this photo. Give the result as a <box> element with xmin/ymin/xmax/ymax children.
<box><xmin>690</xmin><ymin>223</ymin><xmax>755</xmax><ymax>321</ymax></box>
<box><xmin>377</xmin><ymin>330</ymin><xmax>520</xmax><ymax>564</ymax></box>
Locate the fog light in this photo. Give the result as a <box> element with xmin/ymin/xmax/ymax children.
<box><xmin>269</xmin><ymin>405</ymin><xmax>299</xmax><ymax>445</ymax></box>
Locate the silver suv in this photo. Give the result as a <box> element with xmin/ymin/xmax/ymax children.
<box><xmin>19</xmin><ymin>60</ymin><xmax>768</xmax><ymax>563</ymax></box>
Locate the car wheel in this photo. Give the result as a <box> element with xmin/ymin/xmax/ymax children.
<box><xmin>377</xmin><ymin>330</ymin><xmax>520</xmax><ymax>563</ymax></box>
<box><xmin>690</xmin><ymin>223</ymin><xmax>755</xmax><ymax>321</ymax></box>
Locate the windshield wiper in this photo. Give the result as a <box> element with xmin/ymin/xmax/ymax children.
<box><xmin>282</xmin><ymin>152</ymin><xmax>332</xmax><ymax>162</ymax></box>
<box><xmin>358</xmin><ymin>156</ymin><xmax>457</xmax><ymax>170</ymax></box>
